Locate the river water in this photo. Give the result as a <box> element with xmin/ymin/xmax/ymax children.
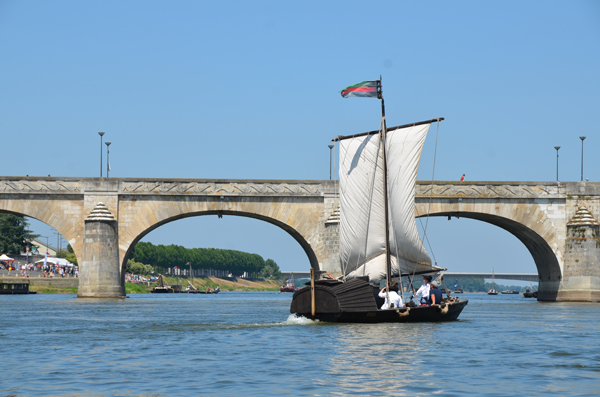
<box><xmin>0</xmin><ymin>292</ymin><xmax>598</xmax><ymax>396</ymax></box>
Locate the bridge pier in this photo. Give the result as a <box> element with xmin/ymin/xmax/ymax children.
<box><xmin>547</xmin><ymin>205</ymin><xmax>600</xmax><ymax>302</ymax></box>
<box><xmin>77</xmin><ymin>203</ymin><xmax>125</xmax><ymax>298</ymax></box>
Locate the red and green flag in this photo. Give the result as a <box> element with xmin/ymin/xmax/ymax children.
<box><xmin>341</xmin><ymin>80</ymin><xmax>379</xmax><ymax>98</ymax></box>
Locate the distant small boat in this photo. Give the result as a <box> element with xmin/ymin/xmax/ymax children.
<box><xmin>281</xmin><ymin>272</ymin><xmax>299</xmax><ymax>293</ymax></box>
<box><xmin>523</xmin><ymin>282</ymin><xmax>537</xmax><ymax>298</ymax></box>
<box><xmin>454</xmin><ymin>288</ymin><xmax>463</xmax><ymax>293</ymax></box>
<box><xmin>501</xmin><ymin>290</ymin><xmax>519</xmax><ymax>294</ymax></box>
<box><xmin>487</xmin><ymin>268</ymin><xmax>498</xmax><ymax>295</ymax></box>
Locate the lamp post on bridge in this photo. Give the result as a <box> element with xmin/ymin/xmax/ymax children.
<box><xmin>328</xmin><ymin>144</ymin><xmax>334</xmax><ymax>180</ymax></box>
<box><xmin>98</xmin><ymin>132</ymin><xmax>105</xmax><ymax>177</ymax></box>
<box><xmin>579</xmin><ymin>136</ymin><xmax>586</xmax><ymax>181</ymax></box>
<box><xmin>105</xmin><ymin>142</ymin><xmax>111</xmax><ymax>178</ymax></box>
<box><xmin>554</xmin><ymin>146</ymin><xmax>560</xmax><ymax>181</ymax></box>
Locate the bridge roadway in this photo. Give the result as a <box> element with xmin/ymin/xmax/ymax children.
<box><xmin>0</xmin><ymin>177</ymin><xmax>598</xmax><ymax>301</ymax></box>
<box><xmin>280</xmin><ymin>272</ymin><xmax>539</xmax><ymax>282</ymax></box>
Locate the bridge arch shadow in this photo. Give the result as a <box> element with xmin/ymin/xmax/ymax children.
<box><xmin>416</xmin><ymin>211</ymin><xmax>561</xmax><ymax>284</ymax></box>
<box><xmin>121</xmin><ymin>210</ymin><xmax>318</xmax><ymax>274</ymax></box>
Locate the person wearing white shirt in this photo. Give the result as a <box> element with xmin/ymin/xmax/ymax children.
<box><xmin>414</xmin><ymin>275</ymin><xmax>432</xmax><ymax>304</ymax></box>
<box><xmin>378</xmin><ymin>284</ymin><xmax>404</xmax><ymax>309</ymax></box>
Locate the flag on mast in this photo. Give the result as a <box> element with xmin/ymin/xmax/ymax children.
<box><xmin>341</xmin><ymin>80</ymin><xmax>379</xmax><ymax>98</ymax></box>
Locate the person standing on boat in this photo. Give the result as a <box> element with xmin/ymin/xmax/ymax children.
<box><xmin>378</xmin><ymin>283</ymin><xmax>404</xmax><ymax>309</ymax></box>
<box><xmin>414</xmin><ymin>275</ymin><xmax>432</xmax><ymax>305</ymax></box>
<box><xmin>428</xmin><ymin>281</ymin><xmax>443</xmax><ymax>306</ymax></box>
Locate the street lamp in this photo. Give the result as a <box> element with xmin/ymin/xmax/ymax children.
<box><xmin>98</xmin><ymin>132</ymin><xmax>105</xmax><ymax>177</ymax></box>
<box><xmin>105</xmin><ymin>142</ymin><xmax>111</xmax><ymax>178</ymax></box>
<box><xmin>53</xmin><ymin>231</ymin><xmax>60</xmax><ymax>253</ymax></box>
<box><xmin>328</xmin><ymin>144</ymin><xmax>334</xmax><ymax>180</ymax></box>
<box><xmin>579</xmin><ymin>136</ymin><xmax>586</xmax><ymax>181</ymax></box>
<box><xmin>41</xmin><ymin>236</ymin><xmax>49</xmax><ymax>255</ymax></box>
<box><xmin>554</xmin><ymin>146</ymin><xmax>560</xmax><ymax>181</ymax></box>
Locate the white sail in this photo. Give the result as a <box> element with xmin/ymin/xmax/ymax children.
<box><xmin>386</xmin><ymin>124</ymin><xmax>433</xmax><ymax>274</ymax></box>
<box><xmin>339</xmin><ymin>122</ymin><xmax>438</xmax><ymax>285</ymax></box>
<box><xmin>339</xmin><ymin>133</ymin><xmax>386</xmax><ymax>277</ymax></box>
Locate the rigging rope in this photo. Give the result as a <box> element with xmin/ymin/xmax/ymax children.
<box><xmin>410</xmin><ymin>119</ymin><xmax>441</xmax><ymax>284</ymax></box>
<box><xmin>421</xmin><ymin>119</ymin><xmax>440</xmax><ymax>241</ymax></box>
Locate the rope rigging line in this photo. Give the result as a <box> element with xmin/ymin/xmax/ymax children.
<box><xmin>410</xmin><ymin>119</ymin><xmax>441</xmax><ymax>284</ymax></box>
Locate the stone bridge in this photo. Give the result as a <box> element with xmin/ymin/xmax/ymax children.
<box><xmin>0</xmin><ymin>177</ymin><xmax>598</xmax><ymax>302</ymax></box>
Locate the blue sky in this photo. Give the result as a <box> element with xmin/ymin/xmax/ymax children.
<box><xmin>1</xmin><ymin>1</ymin><xmax>598</xmax><ymax>275</ymax></box>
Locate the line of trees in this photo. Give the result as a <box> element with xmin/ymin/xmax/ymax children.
<box><xmin>130</xmin><ymin>241</ymin><xmax>281</xmax><ymax>279</ymax></box>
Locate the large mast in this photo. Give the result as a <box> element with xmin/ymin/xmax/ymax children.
<box><xmin>377</xmin><ymin>77</ymin><xmax>392</xmax><ymax>295</ymax></box>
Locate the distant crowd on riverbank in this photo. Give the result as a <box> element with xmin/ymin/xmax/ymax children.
<box><xmin>125</xmin><ymin>273</ymin><xmax>158</xmax><ymax>284</ymax></box>
<box><xmin>0</xmin><ymin>261</ymin><xmax>78</xmax><ymax>278</ymax></box>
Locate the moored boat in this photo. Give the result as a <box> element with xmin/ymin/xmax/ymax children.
<box><xmin>151</xmin><ymin>275</ymin><xmax>174</xmax><ymax>293</ymax></box>
<box><xmin>0</xmin><ymin>282</ymin><xmax>36</xmax><ymax>295</ymax></box>
<box><xmin>501</xmin><ymin>289</ymin><xmax>519</xmax><ymax>294</ymax></box>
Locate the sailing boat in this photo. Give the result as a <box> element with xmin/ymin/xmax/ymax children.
<box><xmin>290</xmin><ymin>79</ymin><xmax>468</xmax><ymax>323</ymax></box>
<box><xmin>487</xmin><ymin>268</ymin><xmax>498</xmax><ymax>295</ymax></box>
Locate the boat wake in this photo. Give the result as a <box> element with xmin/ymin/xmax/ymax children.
<box><xmin>284</xmin><ymin>314</ymin><xmax>319</xmax><ymax>325</ymax></box>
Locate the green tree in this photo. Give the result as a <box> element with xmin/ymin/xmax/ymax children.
<box><xmin>261</xmin><ymin>259</ymin><xmax>281</xmax><ymax>279</ymax></box>
<box><xmin>0</xmin><ymin>214</ymin><xmax>39</xmax><ymax>255</ymax></box>
<box><xmin>126</xmin><ymin>259</ymin><xmax>154</xmax><ymax>276</ymax></box>
<box><xmin>56</xmin><ymin>245</ymin><xmax>78</xmax><ymax>265</ymax></box>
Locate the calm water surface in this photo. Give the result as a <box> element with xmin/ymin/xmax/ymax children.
<box><xmin>0</xmin><ymin>292</ymin><xmax>598</xmax><ymax>396</ymax></box>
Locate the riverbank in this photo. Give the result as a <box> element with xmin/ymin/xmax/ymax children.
<box><xmin>127</xmin><ymin>276</ymin><xmax>282</xmax><ymax>293</ymax></box>
<box><xmin>0</xmin><ymin>276</ymin><xmax>283</xmax><ymax>294</ymax></box>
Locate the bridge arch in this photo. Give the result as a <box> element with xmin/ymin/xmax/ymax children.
<box><xmin>0</xmin><ymin>195</ymin><xmax>84</xmax><ymax>264</ymax></box>
<box><xmin>415</xmin><ymin>199</ymin><xmax>563</xmax><ymax>285</ymax></box>
<box><xmin>121</xmin><ymin>209</ymin><xmax>318</xmax><ymax>273</ymax></box>
<box><xmin>118</xmin><ymin>195</ymin><xmax>328</xmax><ymax>276</ymax></box>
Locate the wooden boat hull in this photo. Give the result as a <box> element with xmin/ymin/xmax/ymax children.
<box><xmin>290</xmin><ymin>278</ymin><xmax>468</xmax><ymax>323</ymax></box>
<box><xmin>523</xmin><ymin>291</ymin><xmax>538</xmax><ymax>298</ymax></box>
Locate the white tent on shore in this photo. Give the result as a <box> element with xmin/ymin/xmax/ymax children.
<box><xmin>35</xmin><ymin>257</ymin><xmax>75</xmax><ymax>267</ymax></box>
<box><xmin>0</xmin><ymin>254</ymin><xmax>15</xmax><ymax>262</ymax></box>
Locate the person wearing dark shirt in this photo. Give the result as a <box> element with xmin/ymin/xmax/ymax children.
<box><xmin>428</xmin><ymin>281</ymin><xmax>443</xmax><ymax>306</ymax></box>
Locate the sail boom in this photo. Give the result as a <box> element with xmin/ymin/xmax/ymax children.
<box><xmin>332</xmin><ymin>118</ymin><xmax>444</xmax><ymax>142</ymax></box>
